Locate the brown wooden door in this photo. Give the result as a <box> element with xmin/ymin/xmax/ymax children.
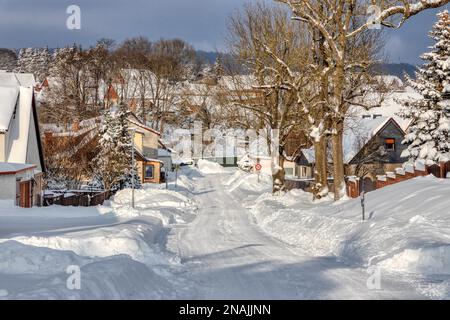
<box><xmin>19</xmin><ymin>181</ymin><xmax>31</xmax><ymax>208</ymax></box>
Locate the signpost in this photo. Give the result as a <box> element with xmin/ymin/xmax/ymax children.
<box><xmin>360</xmin><ymin>178</ymin><xmax>366</xmax><ymax>221</ymax></box>
<box><xmin>361</xmin><ymin>191</ymin><xmax>366</xmax><ymax>221</ymax></box>
<box><xmin>130</xmin><ymin>128</ymin><xmax>136</xmax><ymax>209</ymax></box>
<box><xmin>255</xmin><ymin>163</ymin><xmax>262</xmax><ymax>183</ymax></box>
<box><xmin>174</xmin><ymin>164</ymin><xmax>180</xmax><ymax>190</ymax></box>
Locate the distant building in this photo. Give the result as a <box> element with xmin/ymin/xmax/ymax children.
<box><xmin>127</xmin><ymin>114</ymin><xmax>165</xmax><ymax>184</ymax></box>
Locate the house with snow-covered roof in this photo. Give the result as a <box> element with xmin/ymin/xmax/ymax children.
<box><xmin>296</xmin><ymin>115</ymin><xmax>408</xmax><ymax>192</ymax></box>
<box><xmin>0</xmin><ymin>72</ymin><xmax>45</xmax><ymax>207</ymax></box>
<box><xmin>127</xmin><ymin>113</ymin><xmax>166</xmax><ymax>184</ymax></box>
<box><xmin>344</xmin><ymin>116</ymin><xmax>408</xmax><ymax>190</ymax></box>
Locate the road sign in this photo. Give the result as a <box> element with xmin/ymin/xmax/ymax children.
<box><xmin>255</xmin><ymin>164</ymin><xmax>262</xmax><ymax>171</ymax></box>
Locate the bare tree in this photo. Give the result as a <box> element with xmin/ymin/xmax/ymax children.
<box><xmin>276</xmin><ymin>0</ymin><xmax>450</xmax><ymax>200</ymax></box>
<box><xmin>227</xmin><ymin>3</ymin><xmax>311</xmax><ymax>193</ymax></box>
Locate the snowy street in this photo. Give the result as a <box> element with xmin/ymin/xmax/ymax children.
<box><xmin>1</xmin><ymin>165</ymin><xmax>450</xmax><ymax>299</ymax></box>
<box><xmin>167</xmin><ymin>170</ymin><xmax>423</xmax><ymax>300</ymax></box>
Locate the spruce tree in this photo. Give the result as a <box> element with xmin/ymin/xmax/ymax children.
<box><xmin>95</xmin><ymin>104</ymin><xmax>141</xmax><ymax>190</ymax></box>
<box><xmin>401</xmin><ymin>11</ymin><xmax>450</xmax><ymax>164</ymax></box>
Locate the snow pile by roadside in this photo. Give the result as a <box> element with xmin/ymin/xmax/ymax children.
<box><xmin>224</xmin><ymin>170</ymin><xmax>272</xmax><ymax>194</ymax></box>
<box><xmin>0</xmin><ymin>241</ymin><xmax>178</xmax><ymax>299</ymax></box>
<box><xmin>0</xmin><ymin>167</ymin><xmax>202</xmax><ymax>299</ymax></box>
<box><xmin>197</xmin><ymin>159</ymin><xmax>225</xmax><ymax>174</ymax></box>
<box><xmin>3</xmin><ymin>219</ymin><xmax>178</xmax><ymax>267</ymax></box>
<box><xmin>251</xmin><ymin>176</ymin><xmax>450</xmax><ymax>278</ymax></box>
<box><xmin>107</xmin><ymin>186</ymin><xmax>198</xmax><ymax>225</ymax></box>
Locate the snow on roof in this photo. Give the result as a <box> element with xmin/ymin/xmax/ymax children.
<box><xmin>343</xmin><ymin>116</ymin><xmax>392</xmax><ymax>163</ymax></box>
<box><xmin>0</xmin><ymin>86</ymin><xmax>19</xmax><ymax>131</ymax></box>
<box><xmin>218</xmin><ymin>75</ymin><xmax>258</xmax><ymax>91</ymax></box>
<box><xmin>301</xmin><ymin>148</ymin><xmax>316</xmax><ymax>164</ymax></box>
<box><xmin>7</xmin><ymin>86</ymin><xmax>34</xmax><ymax>163</ymax></box>
<box><xmin>158</xmin><ymin>148</ymin><xmax>171</xmax><ymax>157</ymax></box>
<box><xmin>0</xmin><ymin>72</ymin><xmax>36</xmax><ymax>87</ymax></box>
<box><xmin>0</xmin><ymin>162</ymin><xmax>36</xmax><ymax>174</ymax></box>
<box><xmin>351</xmin><ymin>86</ymin><xmax>422</xmax><ymax>131</ymax></box>
<box><xmin>127</xmin><ymin>118</ymin><xmax>161</xmax><ymax>136</ymax></box>
<box><xmin>302</xmin><ymin>116</ymin><xmax>397</xmax><ymax>164</ymax></box>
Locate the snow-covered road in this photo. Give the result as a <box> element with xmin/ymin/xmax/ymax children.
<box><xmin>1</xmin><ymin>168</ymin><xmax>436</xmax><ymax>299</ymax></box>
<box><xmin>168</xmin><ymin>172</ymin><xmax>422</xmax><ymax>299</ymax></box>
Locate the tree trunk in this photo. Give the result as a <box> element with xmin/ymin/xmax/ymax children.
<box><xmin>272</xmin><ymin>151</ymin><xmax>286</xmax><ymax>194</ymax></box>
<box><xmin>331</xmin><ymin>121</ymin><xmax>346</xmax><ymax>200</ymax></box>
<box><xmin>313</xmin><ymin>135</ymin><xmax>329</xmax><ymax>198</ymax></box>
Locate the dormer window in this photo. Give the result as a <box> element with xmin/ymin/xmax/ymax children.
<box><xmin>385</xmin><ymin>138</ymin><xmax>395</xmax><ymax>151</ymax></box>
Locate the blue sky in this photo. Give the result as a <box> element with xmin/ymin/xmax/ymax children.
<box><xmin>0</xmin><ymin>0</ymin><xmax>448</xmax><ymax>64</ymax></box>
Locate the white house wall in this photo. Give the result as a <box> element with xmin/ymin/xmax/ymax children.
<box><xmin>0</xmin><ymin>133</ymin><xmax>5</xmax><ymax>162</ymax></box>
<box><xmin>0</xmin><ymin>175</ymin><xmax>15</xmax><ymax>200</ymax></box>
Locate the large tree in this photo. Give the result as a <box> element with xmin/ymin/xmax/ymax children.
<box><xmin>277</xmin><ymin>0</ymin><xmax>450</xmax><ymax>200</ymax></box>
<box><xmin>227</xmin><ymin>3</ymin><xmax>310</xmax><ymax>193</ymax></box>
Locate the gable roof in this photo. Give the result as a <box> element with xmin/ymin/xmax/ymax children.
<box><xmin>0</xmin><ymin>73</ymin><xmax>45</xmax><ymax>172</ymax></box>
<box><xmin>127</xmin><ymin>113</ymin><xmax>161</xmax><ymax>136</ymax></box>
<box><xmin>0</xmin><ymin>72</ymin><xmax>36</xmax><ymax>87</ymax></box>
<box><xmin>299</xmin><ymin>116</ymin><xmax>405</xmax><ymax>165</ymax></box>
<box><xmin>0</xmin><ymin>86</ymin><xmax>19</xmax><ymax>132</ymax></box>
<box><xmin>345</xmin><ymin>117</ymin><xmax>406</xmax><ymax>164</ymax></box>
<box><xmin>0</xmin><ymin>162</ymin><xmax>36</xmax><ymax>175</ymax></box>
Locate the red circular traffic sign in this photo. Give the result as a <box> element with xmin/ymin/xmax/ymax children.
<box><xmin>255</xmin><ymin>164</ymin><xmax>262</xmax><ymax>171</ymax></box>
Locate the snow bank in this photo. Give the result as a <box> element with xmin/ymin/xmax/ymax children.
<box><xmin>197</xmin><ymin>159</ymin><xmax>224</xmax><ymax>174</ymax></box>
<box><xmin>0</xmin><ymin>168</ymin><xmax>201</xmax><ymax>299</ymax></box>
<box><xmin>0</xmin><ymin>241</ymin><xmax>89</xmax><ymax>275</ymax></box>
<box><xmin>251</xmin><ymin>176</ymin><xmax>450</xmax><ymax>277</ymax></box>
<box><xmin>4</xmin><ymin>219</ymin><xmax>178</xmax><ymax>267</ymax></box>
<box><xmin>107</xmin><ymin>186</ymin><xmax>197</xmax><ymax>225</ymax></box>
<box><xmin>0</xmin><ymin>241</ymin><xmax>178</xmax><ymax>299</ymax></box>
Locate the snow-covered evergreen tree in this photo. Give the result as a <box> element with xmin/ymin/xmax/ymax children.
<box><xmin>0</xmin><ymin>48</ymin><xmax>18</xmax><ymax>71</ymax></box>
<box><xmin>94</xmin><ymin>104</ymin><xmax>141</xmax><ymax>190</ymax></box>
<box><xmin>401</xmin><ymin>11</ymin><xmax>450</xmax><ymax>164</ymax></box>
<box><xmin>15</xmin><ymin>47</ymin><xmax>51</xmax><ymax>81</ymax></box>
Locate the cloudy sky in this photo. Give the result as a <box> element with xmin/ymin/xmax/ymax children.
<box><xmin>0</xmin><ymin>0</ymin><xmax>448</xmax><ymax>64</ymax></box>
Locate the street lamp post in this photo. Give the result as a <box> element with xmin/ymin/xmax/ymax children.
<box><xmin>131</xmin><ymin>128</ymin><xmax>136</xmax><ymax>209</ymax></box>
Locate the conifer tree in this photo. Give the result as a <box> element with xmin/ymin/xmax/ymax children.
<box><xmin>401</xmin><ymin>11</ymin><xmax>450</xmax><ymax>164</ymax></box>
<box><xmin>95</xmin><ymin>104</ymin><xmax>141</xmax><ymax>190</ymax></box>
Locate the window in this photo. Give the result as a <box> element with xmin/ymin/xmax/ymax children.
<box><xmin>385</xmin><ymin>138</ymin><xmax>395</xmax><ymax>151</ymax></box>
<box><xmin>145</xmin><ymin>164</ymin><xmax>155</xmax><ymax>179</ymax></box>
<box><xmin>302</xmin><ymin>167</ymin><xmax>307</xmax><ymax>178</ymax></box>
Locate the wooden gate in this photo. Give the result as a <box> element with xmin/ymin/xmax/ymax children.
<box><xmin>361</xmin><ymin>177</ymin><xmax>376</xmax><ymax>193</ymax></box>
<box><xmin>19</xmin><ymin>181</ymin><xmax>32</xmax><ymax>208</ymax></box>
<box><xmin>428</xmin><ymin>164</ymin><xmax>441</xmax><ymax>178</ymax></box>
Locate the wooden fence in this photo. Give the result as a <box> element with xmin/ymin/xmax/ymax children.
<box><xmin>43</xmin><ymin>190</ymin><xmax>112</xmax><ymax>207</ymax></box>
